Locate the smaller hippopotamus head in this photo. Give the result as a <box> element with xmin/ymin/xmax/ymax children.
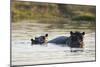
<box><xmin>70</xmin><ymin>31</ymin><xmax>85</xmax><ymax>48</ymax></box>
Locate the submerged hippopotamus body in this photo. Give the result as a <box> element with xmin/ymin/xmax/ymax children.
<box><xmin>48</xmin><ymin>31</ymin><xmax>85</xmax><ymax>52</ymax></box>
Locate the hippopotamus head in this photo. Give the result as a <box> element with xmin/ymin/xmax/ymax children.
<box><xmin>70</xmin><ymin>31</ymin><xmax>85</xmax><ymax>48</ymax></box>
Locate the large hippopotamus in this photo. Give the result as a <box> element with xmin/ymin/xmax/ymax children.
<box><xmin>48</xmin><ymin>31</ymin><xmax>85</xmax><ymax>52</ymax></box>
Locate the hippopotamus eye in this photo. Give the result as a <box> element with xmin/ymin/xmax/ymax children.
<box><xmin>78</xmin><ymin>36</ymin><xmax>83</xmax><ymax>41</ymax></box>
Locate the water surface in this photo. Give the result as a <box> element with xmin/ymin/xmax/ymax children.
<box><xmin>12</xmin><ymin>21</ymin><xmax>95</xmax><ymax>66</ymax></box>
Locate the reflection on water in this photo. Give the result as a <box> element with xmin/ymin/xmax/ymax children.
<box><xmin>12</xmin><ymin>21</ymin><xmax>95</xmax><ymax>66</ymax></box>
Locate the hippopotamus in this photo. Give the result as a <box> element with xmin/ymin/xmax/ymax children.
<box><xmin>31</xmin><ymin>34</ymin><xmax>48</xmax><ymax>45</ymax></box>
<box><xmin>48</xmin><ymin>31</ymin><xmax>85</xmax><ymax>52</ymax></box>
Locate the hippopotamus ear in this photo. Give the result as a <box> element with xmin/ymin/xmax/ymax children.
<box><xmin>45</xmin><ymin>34</ymin><xmax>48</xmax><ymax>37</ymax></box>
<box><xmin>70</xmin><ymin>31</ymin><xmax>73</xmax><ymax>35</ymax></box>
<box><xmin>31</xmin><ymin>38</ymin><xmax>33</xmax><ymax>41</ymax></box>
<box><xmin>82</xmin><ymin>32</ymin><xmax>85</xmax><ymax>35</ymax></box>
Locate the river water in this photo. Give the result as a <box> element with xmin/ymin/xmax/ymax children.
<box><xmin>12</xmin><ymin>21</ymin><xmax>96</xmax><ymax>66</ymax></box>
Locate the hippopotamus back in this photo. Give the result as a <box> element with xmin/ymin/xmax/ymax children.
<box><xmin>48</xmin><ymin>36</ymin><xmax>68</xmax><ymax>44</ymax></box>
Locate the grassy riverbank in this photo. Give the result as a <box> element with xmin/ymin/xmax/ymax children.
<box><xmin>11</xmin><ymin>1</ymin><xmax>96</xmax><ymax>23</ymax></box>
